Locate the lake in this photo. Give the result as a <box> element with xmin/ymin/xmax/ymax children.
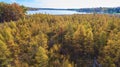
<box><xmin>27</xmin><ymin>10</ymin><xmax>88</xmax><ymax>15</ymax></box>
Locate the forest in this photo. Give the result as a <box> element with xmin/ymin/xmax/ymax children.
<box><xmin>0</xmin><ymin>2</ymin><xmax>120</xmax><ymax>67</ymax></box>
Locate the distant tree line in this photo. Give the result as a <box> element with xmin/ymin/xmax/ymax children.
<box><xmin>77</xmin><ymin>7</ymin><xmax>120</xmax><ymax>14</ymax></box>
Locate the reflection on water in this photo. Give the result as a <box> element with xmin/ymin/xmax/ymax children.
<box><xmin>27</xmin><ymin>10</ymin><xmax>87</xmax><ymax>15</ymax></box>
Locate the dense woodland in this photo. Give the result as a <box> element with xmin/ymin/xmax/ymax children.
<box><xmin>0</xmin><ymin>2</ymin><xmax>120</xmax><ymax>67</ymax></box>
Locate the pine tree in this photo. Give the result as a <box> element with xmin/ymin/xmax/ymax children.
<box><xmin>35</xmin><ymin>46</ymin><xmax>48</xmax><ymax>67</ymax></box>
<box><xmin>0</xmin><ymin>39</ymin><xmax>11</xmax><ymax>66</ymax></box>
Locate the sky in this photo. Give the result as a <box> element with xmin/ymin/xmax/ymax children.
<box><xmin>0</xmin><ymin>0</ymin><xmax>120</xmax><ymax>8</ymax></box>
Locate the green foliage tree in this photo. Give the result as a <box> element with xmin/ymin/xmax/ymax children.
<box><xmin>0</xmin><ymin>2</ymin><xmax>25</xmax><ymax>22</ymax></box>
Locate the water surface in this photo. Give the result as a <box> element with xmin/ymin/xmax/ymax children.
<box><xmin>27</xmin><ymin>10</ymin><xmax>87</xmax><ymax>15</ymax></box>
